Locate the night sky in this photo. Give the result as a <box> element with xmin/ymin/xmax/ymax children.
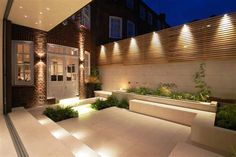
<box><xmin>143</xmin><ymin>0</ymin><xmax>236</xmax><ymax>26</ymax></box>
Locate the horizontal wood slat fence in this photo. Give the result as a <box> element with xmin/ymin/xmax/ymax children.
<box><xmin>97</xmin><ymin>13</ymin><xmax>236</xmax><ymax>65</ymax></box>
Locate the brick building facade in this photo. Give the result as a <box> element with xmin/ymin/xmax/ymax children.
<box><xmin>10</xmin><ymin>0</ymin><xmax>168</xmax><ymax>107</ymax></box>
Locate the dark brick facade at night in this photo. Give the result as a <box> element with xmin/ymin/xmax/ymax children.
<box><xmin>10</xmin><ymin>0</ymin><xmax>168</xmax><ymax>107</ymax></box>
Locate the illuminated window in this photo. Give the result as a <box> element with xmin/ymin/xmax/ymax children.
<box><xmin>109</xmin><ymin>16</ymin><xmax>123</xmax><ymax>39</ymax></box>
<box><xmin>127</xmin><ymin>20</ymin><xmax>135</xmax><ymax>37</ymax></box>
<box><xmin>148</xmin><ymin>12</ymin><xmax>153</xmax><ymax>25</ymax></box>
<box><xmin>140</xmin><ymin>5</ymin><xmax>146</xmax><ymax>20</ymax></box>
<box><xmin>12</xmin><ymin>40</ymin><xmax>34</xmax><ymax>86</ymax></box>
<box><xmin>126</xmin><ymin>0</ymin><xmax>134</xmax><ymax>9</ymax></box>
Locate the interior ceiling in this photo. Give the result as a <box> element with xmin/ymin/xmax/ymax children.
<box><xmin>8</xmin><ymin>0</ymin><xmax>92</xmax><ymax>31</ymax></box>
<box><xmin>0</xmin><ymin>0</ymin><xmax>7</xmax><ymax>19</ymax></box>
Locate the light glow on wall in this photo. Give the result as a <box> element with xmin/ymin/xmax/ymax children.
<box><xmin>178</xmin><ymin>24</ymin><xmax>194</xmax><ymax>49</ymax></box>
<box><xmin>149</xmin><ymin>32</ymin><xmax>163</xmax><ymax>53</ymax></box>
<box><xmin>113</xmin><ymin>42</ymin><xmax>120</xmax><ymax>53</ymax></box>
<box><xmin>219</xmin><ymin>14</ymin><xmax>233</xmax><ymax>32</ymax></box>
<box><xmin>128</xmin><ymin>37</ymin><xmax>138</xmax><ymax>52</ymax></box>
<box><xmin>100</xmin><ymin>45</ymin><xmax>106</xmax><ymax>57</ymax></box>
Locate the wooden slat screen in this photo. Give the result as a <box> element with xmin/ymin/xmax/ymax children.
<box><xmin>97</xmin><ymin>13</ymin><xmax>236</xmax><ymax>65</ymax></box>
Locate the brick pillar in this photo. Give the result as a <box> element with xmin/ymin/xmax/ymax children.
<box><xmin>78</xmin><ymin>26</ymin><xmax>86</xmax><ymax>99</ymax></box>
<box><xmin>33</xmin><ymin>31</ymin><xmax>47</xmax><ymax>106</ymax></box>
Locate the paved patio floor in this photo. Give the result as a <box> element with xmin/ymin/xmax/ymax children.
<box><xmin>58</xmin><ymin>107</ymin><xmax>191</xmax><ymax>157</ymax></box>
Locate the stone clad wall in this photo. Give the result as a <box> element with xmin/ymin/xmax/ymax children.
<box><xmin>99</xmin><ymin>59</ymin><xmax>236</xmax><ymax>100</ymax></box>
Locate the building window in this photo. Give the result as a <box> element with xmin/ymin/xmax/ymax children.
<box><xmin>50</xmin><ymin>61</ymin><xmax>64</xmax><ymax>81</ymax></box>
<box><xmin>66</xmin><ymin>64</ymin><xmax>76</xmax><ymax>81</ymax></box>
<box><xmin>126</xmin><ymin>0</ymin><xmax>134</xmax><ymax>9</ymax></box>
<box><xmin>79</xmin><ymin>5</ymin><xmax>91</xmax><ymax>29</ymax></box>
<box><xmin>127</xmin><ymin>20</ymin><xmax>135</xmax><ymax>37</ymax></box>
<box><xmin>140</xmin><ymin>5</ymin><xmax>146</xmax><ymax>20</ymax></box>
<box><xmin>109</xmin><ymin>16</ymin><xmax>123</xmax><ymax>39</ymax></box>
<box><xmin>12</xmin><ymin>41</ymin><xmax>34</xmax><ymax>86</ymax></box>
<box><xmin>148</xmin><ymin>12</ymin><xmax>153</xmax><ymax>25</ymax></box>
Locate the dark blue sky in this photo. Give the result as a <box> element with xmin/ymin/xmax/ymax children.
<box><xmin>143</xmin><ymin>0</ymin><xmax>236</xmax><ymax>26</ymax></box>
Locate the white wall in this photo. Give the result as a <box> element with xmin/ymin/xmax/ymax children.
<box><xmin>99</xmin><ymin>59</ymin><xmax>236</xmax><ymax>99</ymax></box>
<box><xmin>0</xmin><ymin>20</ymin><xmax>3</xmax><ymax>113</ymax></box>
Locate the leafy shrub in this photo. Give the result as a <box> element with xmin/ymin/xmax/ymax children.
<box><xmin>127</xmin><ymin>87</ymin><xmax>137</xmax><ymax>93</ymax></box>
<box><xmin>43</xmin><ymin>106</ymin><xmax>78</xmax><ymax>122</ymax></box>
<box><xmin>91</xmin><ymin>96</ymin><xmax>129</xmax><ymax>110</ymax></box>
<box><xmin>216</xmin><ymin>104</ymin><xmax>236</xmax><ymax>130</ymax></box>
<box><xmin>194</xmin><ymin>63</ymin><xmax>211</xmax><ymax>102</ymax></box>
<box><xmin>136</xmin><ymin>87</ymin><xmax>154</xmax><ymax>95</ymax></box>
<box><xmin>117</xmin><ymin>99</ymin><xmax>129</xmax><ymax>109</ymax></box>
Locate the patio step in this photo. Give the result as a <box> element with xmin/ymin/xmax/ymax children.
<box><xmin>129</xmin><ymin>99</ymin><xmax>214</xmax><ymax>126</ymax></box>
<box><xmin>9</xmin><ymin>107</ymin><xmax>75</xmax><ymax>157</ymax></box>
<box><xmin>33</xmin><ymin>113</ymin><xmax>100</xmax><ymax>157</ymax></box>
<box><xmin>168</xmin><ymin>143</ymin><xmax>223</xmax><ymax>157</ymax></box>
<box><xmin>0</xmin><ymin>115</ymin><xmax>18</xmax><ymax>157</ymax></box>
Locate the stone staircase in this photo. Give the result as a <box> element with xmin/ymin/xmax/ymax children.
<box><xmin>7</xmin><ymin>107</ymin><xmax>100</xmax><ymax>157</ymax></box>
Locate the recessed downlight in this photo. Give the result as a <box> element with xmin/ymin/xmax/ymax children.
<box><xmin>46</xmin><ymin>7</ymin><xmax>50</xmax><ymax>11</ymax></box>
<box><xmin>24</xmin><ymin>15</ymin><xmax>28</xmax><ymax>18</ymax></box>
<box><xmin>39</xmin><ymin>12</ymin><xmax>43</xmax><ymax>15</ymax></box>
<box><xmin>35</xmin><ymin>22</ymin><xmax>38</xmax><ymax>25</ymax></box>
<box><xmin>19</xmin><ymin>6</ymin><xmax>23</xmax><ymax>9</ymax></box>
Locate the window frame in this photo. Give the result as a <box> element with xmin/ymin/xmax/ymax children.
<box><xmin>127</xmin><ymin>20</ymin><xmax>136</xmax><ymax>38</ymax></box>
<box><xmin>126</xmin><ymin>0</ymin><xmax>134</xmax><ymax>9</ymax></box>
<box><xmin>12</xmin><ymin>40</ymin><xmax>34</xmax><ymax>86</ymax></box>
<box><xmin>109</xmin><ymin>16</ymin><xmax>123</xmax><ymax>39</ymax></box>
<box><xmin>148</xmin><ymin>12</ymin><xmax>153</xmax><ymax>25</ymax></box>
<box><xmin>140</xmin><ymin>5</ymin><xmax>146</xmax><ymax>20</ymax></box>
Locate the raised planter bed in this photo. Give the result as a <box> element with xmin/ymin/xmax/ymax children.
<box><xmin>112</xmin><ymin>91</ymin><xmax>217</xmax><ymax>113</ymax></box>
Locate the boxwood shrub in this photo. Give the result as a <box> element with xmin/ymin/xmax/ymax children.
<box><xmin>43</xmin><ymin>106</ymin><xmax>78</xmax><ymax>122</ymax></box>
<box><xmin>215</xmin><ymin>104</ymin><xmax>236</xmax><ymax>130</ymax></box>
<box><xmin>91</xmin><ymin>96</ymin><xmax>129</xmax><ymax>110</ymax></box>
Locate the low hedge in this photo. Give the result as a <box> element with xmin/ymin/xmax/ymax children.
<box><xmin>43</xmin><ymin>106</ymin><xmax>78</xmax><ymax>122</ymax></box>
<box><xmin>91</xmin><ymin>96</ymin><xmax>129</xmax><ymax>110</ymax></box>
<box><xmin>215</xmin><ymin>104</ymin><xmax>236</xmax><ymax>131</ymax></box>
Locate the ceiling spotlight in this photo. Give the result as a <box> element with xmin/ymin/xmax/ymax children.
<box><xmin>39</xmin><ymin>12</ymin><xmax>43</xmax><ymax>15</ymax></box>
<box><xmin>19</xmin><ymin>6</ymin><xmax>23</xmax><ymax>9</ymax></box>
<box><xmin>35</xmin><ymin>22</ymin><xmax>38</xmax><ymax>25</ymax></box>
<box><xmin>24</xmin><ymin>15</ymin><xmax>28</xmax><ymax>18</ymax></box>
<box><xmin>46</xmin><ymin>7</ymin><xmax>50</xmax><ymax>11</ymax></box>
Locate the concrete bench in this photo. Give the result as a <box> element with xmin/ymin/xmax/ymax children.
<box><xmin>191</xmin><ymin>114</ymin><xmax>236</xmax><ymax>154</ymax></box>
<box><xmin>9</xmin><ymin>107</ymin><xmax>75</xmax><ymax>157</ymax></box>
<box><xmin>94</xmin><ymin>91</ymin><xmax>112</xmax><ymax>98</ymax></box>
<box><xmin>129</xmin><ymin>99</ymin><xmax>214</xmax><ymax>126</ymax></box>
<box><xmin>169</xmin><ymin>143</ymin><xmax>223</xmax><ymax>157</ymax></box>
<box><xmin>0</xmin><ymin>115</ymin><xmax>17</xmax><ymax>157</ymax></box>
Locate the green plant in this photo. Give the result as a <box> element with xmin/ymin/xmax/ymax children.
<box><xmin>194</xmin><ymin>63</ymin><xmax>211</xmax><ymax>102</ymax></box>
<box><xmin>232</xmin><ymin>147</ymin><xmax>236</xmax><ymax>157</ymax></box>
<box><xmin>43</xmin><ymin>106</ymin><xmax>78</xmax><ymax>122</ymax></box>
<box><xmin>216</xmin><ymin>104</ymin><xmax>236</xmax><ymax>130</ymax></box>
<box><xmin>91</xmin><ymin>96</ymin><xmax>129</xmax><ymax>110</ymax></box>
<box><xmin>117</xmin><ymin>99</ymin><xmax>129</xmax><ymax>109</ymax></box>
<box><xmin>127</xmin><ymin>87</ymin><xmax>137</xmax><ymax>93</ymax></box>
<box><xmin>136</xmin><ymin>87</ymin><xmax>154</xmax><ymax>95</ymax></box>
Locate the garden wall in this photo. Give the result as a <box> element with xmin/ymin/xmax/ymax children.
<box><xmin>99</xmin><ymin>59</ymin><xmax>236</xmax><ymax>99</ymax></box>
<box><xmin>97</xmin><ymin>13</ymin><xmax>236</xmax><ymax>100</ymax></box>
